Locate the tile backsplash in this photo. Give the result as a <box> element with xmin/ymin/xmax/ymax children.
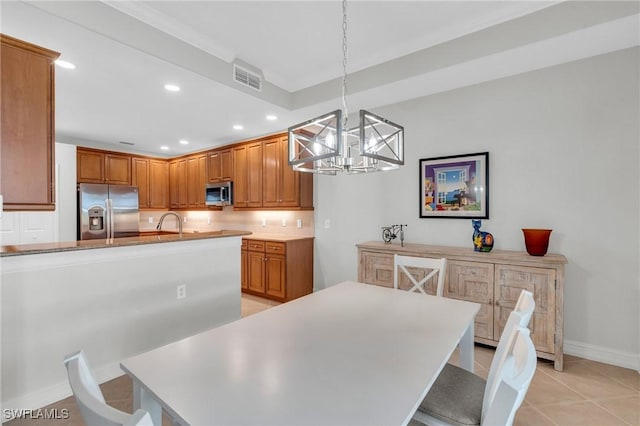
<box><xmin>139</xmin><ymin>208</ymin><xmax>314</xmax><ymax>237</ymax></box>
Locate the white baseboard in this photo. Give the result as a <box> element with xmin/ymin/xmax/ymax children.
<box><xmin>1</xmin><ymin>362</ymin><xmax>124</xmax><ymax>423</ymax></box>
<box><xmin>564</xmin><ymin>339</ymin><xmax>640</xmax><ymax>371</ymax></box>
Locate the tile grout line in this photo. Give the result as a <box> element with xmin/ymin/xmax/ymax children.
<box><xmin>590</xmin><ymin>397</ymin><xmax>636</xmax><ymax>426</ymax></box>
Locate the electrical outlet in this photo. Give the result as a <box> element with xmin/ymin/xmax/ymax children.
<box><xmin>177</xmin><ymin>284</ymin><xmax>186</xmax><ymax>300</ymax></box>
<box><xmin>261</xmin><ymin>218</ymin><xmax>267</xmax><ymax>227</ymax></box>
<box><xmin>324</xmin><ymin>219</ymin><xmax>331</xmax><ymax>229</ymax></box>
<box><xmin>183</xmin><ymin>217</ymin><xmax>187</xmax><ymax>223</ymax></box>
<box><xmin>207</xmin><ymin>217</ymin><xmax>211</xmax><ymax>225</ymax></box>
<box><xmin>148</xmin><ymin>217</ymin><xmax>153</xmax><ymax>224</ymax></box>
<box><xmin>281</xmin><ymin>218</ymin><xmax>287</xmax><ymax>227</ymax></box>
<box><xmin>296</xmin><ymin>219</ymin><xmax>302</xmax><ymax>229</ymax></box>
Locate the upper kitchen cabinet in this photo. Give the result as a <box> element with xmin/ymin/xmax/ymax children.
<box><xmin>263</xmin><ymin>135</ymin><xmax>313</xmax><ymax>209</ymax></box>
<box><xmin>232</xmin><ymin>142</ymin><xmax>263</xmax><ymax>208</ymax></box>
<box><xmin>1</xmin><ymin>34</ymin><xmax>59</xmax><ymax>210</ymax></box>
<box><xmin>169</xmin><ymin>153</ymin><xmax>209</xmax><ymax>210</ymax></box>
<box><xmin>169</xmin><ymin>158</ymin><xmax>187</xmax><ymax>209</ymax></box>
<box><xmin>77</xmin><ymin>148</ymin><xmax>131</xmax><ymax>185</ymax></box>
<box><xmin>232</xmin><ymin>134</ymin><xmax>313</xmax><ymax>210</ymax></box>
<box><xmin>208</xmin><ymin>148</ymin><xmax>232</xmax><ymax>183</ymax></box>
<box><xmin>187</xmin><ymin>154</ymin><xmax>207</xmax><ymax>208</ymax></box>
<box><xmin>132</xmin><ymin>157</ymin><xmax>169</xmax><ymax>209</ymax></box>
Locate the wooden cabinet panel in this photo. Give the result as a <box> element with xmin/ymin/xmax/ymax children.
<box><xmin>242</xmin><ymin>237</ymin><xmax>313</xmax><ymax>302</ymax></box>
<box><xmin>169</xmin><ymin>160</ymin><xmax>179</xmax><ymax>208</ymax></box>
<box><xmin>247</xmin><ymin>251</ymin><xmax>266</xmax><ymax>293</ymax></box>
<box><xmin>1</xmin><ymin>35</ymin><xmax>59</xmax><ymax>210</ymax></box>
<box><xmin>187</xmin><ymin>155</ymin><xmax>206</xmax><ymax>208</ymax></box>
<box><xmin>357</xmin><ymin>241</ymin><xmax>567</xmax><ymax>370</ymax></box>
<box><xmin>104</xmin><ymin>153</ymin><xmax>131</xmax><ymax>185</ymax></box>
<box><xmin>232</xmin><ymin>145</ymin><xmax>248</xmax><ymax>207</ymax></box>
<box><xmin>360</xmin><ymin>251</ymin><xmax>394</xmax><ymax>287</ymax></box>
<box><xmin>241</xmin><ymin>247</ymin><xmax>248</xmax><ymax>290</ymax></box>
<box><xmin>263</xmin><ymin>136</ymin><xmax>304</xmax><ymax>208</ymax></box>
<box><xmin>148</xmin><ymin>160</ymin><xmax>169</xmax><ymax>209</ymax></box>
<box><xmin>131</xmin><ymin>157</ymin><xmax>149</xmax><ymax>207</ymax></box>
<box><xmin>495</xmin><ymin>264</ymin><xmax>556</xmax><ymax>354</ymax></box>
<box><xmin>262</xmin><ymin>138</ymin><xmax>279</xmax><ymax>207</ymax></box>
<box><xmin>133</xmin><ymin>158</ymin><xmax>168</xmax><ymax>209</ymax></box>
<box><xmin>169</xmin><ymin>159</ymin><xmax>188</xmax><ymax>208</ymax></box>
<box><xmin>265</xmin><ymin>255</ymin><xmax>286</xmax><ymax>299</ymax></box>
<box><xmin>208</xmin><ymin>149</ymin><xmax>232</xmax><ymax>183</ymax></box>
<box><xmin>77</xmin><ymin>148</ymin><xmax>131</xmax><ymax>185</ymax></box>
<box><xmin>446</xmin><ymin>260</ymin><xmax>495</xmax><ymax>341</ymax></box>
<box><xmin>246</xmin><ymin>142</ymin><xmax>263</xmax><ymax>208</ymax></box>
<box><xmin>77</xmin><ymin>150</ymin><xmax>104</xmax><ymax>183</ymax></box>
<box><xmin>278</xmin><ymin>136</ymin><xmax>301</xmax><ymax>207</ymax></box>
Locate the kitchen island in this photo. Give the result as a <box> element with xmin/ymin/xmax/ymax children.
<box><xmin>1</xmin><ymin>230</ymin><xmax>250</xmax><ymax>412</ymax></box>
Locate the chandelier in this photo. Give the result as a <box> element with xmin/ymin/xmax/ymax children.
<box><xmin>287</xmin><ymin>0</ymin><xmax>404</xmax><ymax>175</ymax></box>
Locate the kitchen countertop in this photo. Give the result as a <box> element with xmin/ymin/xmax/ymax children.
<box><xmin>242</xmin><ymin>233</ymin><xmax>314</xmax><ymax>242</ymax></box>
<box><xmin>0</xmin><ymin>230</ymin><xmax>252</xmax><ymax>257</ymax></box>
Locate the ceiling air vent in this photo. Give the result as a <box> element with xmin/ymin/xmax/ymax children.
<box><xmin>233</xmin><ymin>64</ymin><xmax>262</xmax><ymax>92</ymax></box>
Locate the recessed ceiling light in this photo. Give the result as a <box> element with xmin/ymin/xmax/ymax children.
<box><xmin>233</xmin><ymin>124</ymin><xmax>243</xmax><ymax>130</ymax></box>
<box><xmin>179</xmin><ymin>140</ymin><xmax>189</xmax><ymax>145</ymax></box>
<box><xmin>266</xmin><ymin>115</ymin><xmax>277</xmax><ymax>121</ymax></box>
<box><xmin>55</xmin><ymin>60</ymin><xmax>76</xmax><ymax>69</ymax></box>
<box><xmin>160</xmin><ymin>146</ymin><xmax>170</xmax><ymax>151</ymax></box>
<box><xmin>164</xmin><ymin>84</ymin><xmax>180</xmax><ymax>92</ymax></box>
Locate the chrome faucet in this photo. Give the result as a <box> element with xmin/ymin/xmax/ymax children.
<box><xmin>157</xmin><ymin>212</ymin><xmax>183</xmax><ymax>237</ymax></box>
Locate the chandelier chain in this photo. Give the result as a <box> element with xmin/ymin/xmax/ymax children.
<box><xmin>341</xmin><ymin>0</ymin><xmax>349</xmax><ymax>131</ymax></box>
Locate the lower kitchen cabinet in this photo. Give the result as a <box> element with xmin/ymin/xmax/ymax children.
<box><xmin>357</xmin><ymin>241</ymin><xmax>567</xmax><ymax>371</ymax></box>
<box><xmin>242</xmin><ymin>236</ymin><xmax>314</xmax><ymax>302</ymax></box>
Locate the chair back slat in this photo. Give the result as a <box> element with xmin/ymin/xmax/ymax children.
<box><xmin>394</xmin><ymin>255</ymin><xmax>447</xmax><ymax>296</ymax></box>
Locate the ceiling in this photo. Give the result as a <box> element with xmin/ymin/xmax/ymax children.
<box><xmin>1</xmin><ymin>1</ymin><xmax>638</xmax><ymax>157</ymax></box>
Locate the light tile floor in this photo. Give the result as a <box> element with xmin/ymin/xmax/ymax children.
<box><xmin>6</xmin><ymin>295</ymin><xmax>639</xmax><ymax>426</ymax></box>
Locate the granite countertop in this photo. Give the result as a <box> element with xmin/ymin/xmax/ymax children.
<box><xmin>242</xmin><ymin>233</ymin><xmax>315</xmax><ymax>242</ymax></box>
<box><xmin>0</xmin><ymin>230</ymin><xmax>252</xmax><ymax>257</ymax></box>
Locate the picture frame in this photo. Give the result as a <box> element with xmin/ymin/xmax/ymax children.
<box><xmin>419</xmin><ymin>152</ymin><xmax>489</xmax><ymax>219</ymax></box>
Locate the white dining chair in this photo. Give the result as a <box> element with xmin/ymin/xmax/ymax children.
<box><xmin>394</xmin><ymin>254</ymin><xmax>447</xmax><ymax>296</ymax></box>
<box><xmin>64</xmin><ymin>350</ymin><xmax>154</xmax><ymax>426</ymax></box>
<box><xmin>412</xmin><ymin>317</ymin><xmax>537</xmax><ymax>426</ymax></box>
<box><xmin>484</xmin><ymin>289</ymin><xmax>535</xmax><ymax>415</ymax></box>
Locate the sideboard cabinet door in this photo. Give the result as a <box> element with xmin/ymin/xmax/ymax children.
<box><xmin>445</xmin><ymin>260</ymin><xmax>495</xmax><ymax>341</ymax></box>
<box><xmin>495</xmin><ymin>264</ymin><xmax>556</xmax><ymax>354</ymax></box>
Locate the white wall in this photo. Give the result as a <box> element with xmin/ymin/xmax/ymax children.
<box><xmin>55</xmin><ymin>142</ymin><xmax>77</xmax><ymax>242</ymax></box>
<box><xmin>314</xmin><ymin>48</ymin><xmax>640</xmax><ymax>368</ymax></box>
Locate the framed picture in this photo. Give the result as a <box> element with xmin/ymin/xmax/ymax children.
<box><xmin>419</xmin><ymin>152</ymin><xmax>489</xmax><ymax>218</ymax></box>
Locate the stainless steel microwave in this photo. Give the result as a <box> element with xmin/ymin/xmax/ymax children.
<box><xmin>205</xmin><ymin>182</ymin><xmax>233</xmax><ymax>206</ymax></box>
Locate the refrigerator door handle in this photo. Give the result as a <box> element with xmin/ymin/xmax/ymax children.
<box><xmin>105</xmin><ymin>198</ymin><xmax>112</xmax><ymax>239</ymax></box>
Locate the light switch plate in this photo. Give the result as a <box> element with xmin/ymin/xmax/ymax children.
<box><xmin>296</xmin><ymin>219</ymin><xmax>302</xmax><ymax>229</ymax></box>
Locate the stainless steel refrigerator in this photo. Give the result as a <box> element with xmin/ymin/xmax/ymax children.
<box><xmin>77</xmin><ymin>183</ymin><xmax>140</xmax><ymax>240</ymax></box>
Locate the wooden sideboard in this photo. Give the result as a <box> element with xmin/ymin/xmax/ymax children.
<box><xmin>357</xmin><ymin>241</ymin><xmax>568</xmax><ymax>371</ymax></box>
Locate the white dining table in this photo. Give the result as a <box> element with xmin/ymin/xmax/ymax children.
<box><xmin>120</xmin><ymin>281</ymin><xmax>480</xmax><ymax>426</ymax></box>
